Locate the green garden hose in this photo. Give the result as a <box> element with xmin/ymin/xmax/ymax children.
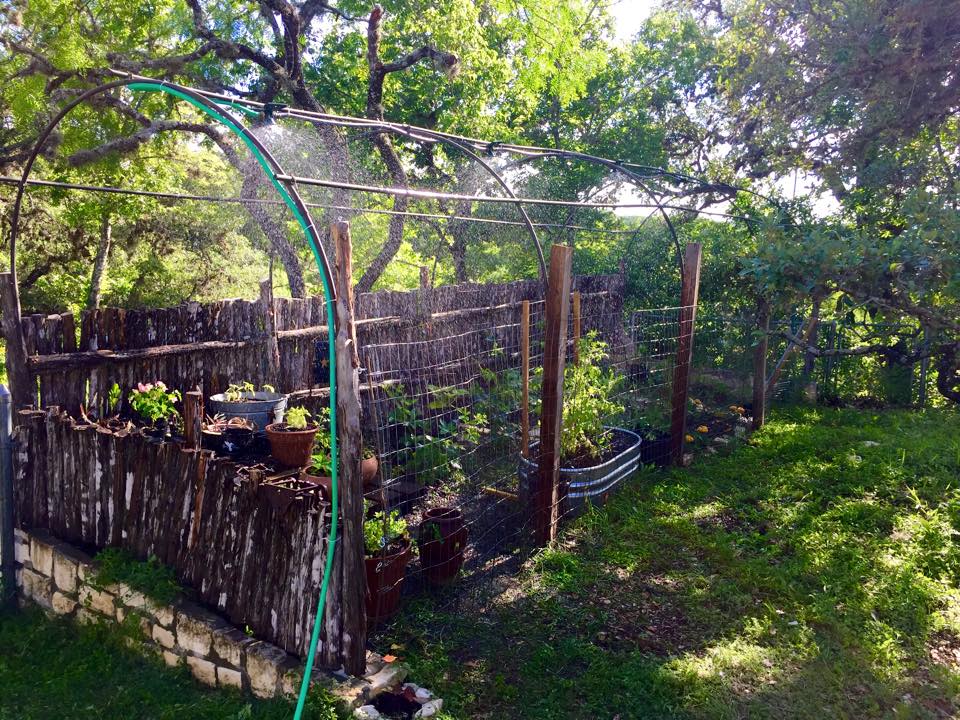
<box><xmin>127</xmin><ymin>82</ymin><xmax>339</xmax><ymax>720</ymax></box>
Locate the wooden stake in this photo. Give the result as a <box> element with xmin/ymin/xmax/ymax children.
<box><xmin>183</xmin><ymin>391</ymin><xmax>203</xmax><ymax>450</ymax></box>
<box><xmin>521</xmin><ymin>300</ymin><xmax>531</xmax><ymax>458</ymax></box>
<box><xmin>669</xmin><ymin>243</ymin><xmax>703</xmax><ymax>465</ymax></box>
<box><xmin>535</xmin><ymin>244</ymin><xmax>573</xmax><ymax>545</ymax></box>
<box><xmin>0</xmin><ymin>272</ymin><xmax>33</xmax><ymax>415</ymax></box>
<box><xmin>572</xmin><ymin>290</ymin><xmax>581</xmax><ymax>365</ymax></box>
<box><xmin>752</xmin><ymin>299</ymin><xmax>770</xmax><ymax>431</ymax></box>
<box><xmin>259</xmin><ymin>279</ymin><xmax>280</xmax><ymax>387</ymax></box>
<box><xmin>328</xmin><ymin>221</ymin><xmax>366</xmax><ymax>675</ymax></box>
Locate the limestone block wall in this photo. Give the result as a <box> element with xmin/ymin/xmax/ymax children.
<box><xmin>11</xmin><ymin>528</ymin><xmax>413</xmax><ymax>710</ymax></box>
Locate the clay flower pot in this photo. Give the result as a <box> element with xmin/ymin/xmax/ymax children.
<box><xmin>361</xmin><ymin>453</ymin><xmax>379</xmax><ymax>489</ymax></box>
<box><xmin>365</xmin><ymin>541</ymin><xmax>413</xmax><ymax>624</ymax></box>
<box><xmin>265</xmin><ymin>423</ymin><xmax>318</xmax><ymax>468</ymax></box>
<box><xmin>416</xmin><ymin>507</ymin><xmax>468</xmax><ymax>585</ymax></box>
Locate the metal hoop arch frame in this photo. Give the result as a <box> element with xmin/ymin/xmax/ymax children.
<box><xmin>5</xmin><ymin>77</ymin><xmax>338</xmax><ymax>720</ymax></box>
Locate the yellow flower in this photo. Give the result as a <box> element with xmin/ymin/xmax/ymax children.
<box><xmin>685</xmin><ymin>434</ymin><xmax>694</xmax><ymax>443</ymax></box>
<box><xmin>696</xmin><ymin>425</ymin><xmax>709</xmax><ymax>433</ymax></box>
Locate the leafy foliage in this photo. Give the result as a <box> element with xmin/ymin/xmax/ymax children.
<box><xmin>363</xmin><ymin>506</ymin><xmax>409</xmax><ymax>556</ymax></box>
<box><xmin>128</xmin><ymin>381</ymin><xmax>181</xmax><ymax>426</ymax></box>
<box><xmin>559</xmin><ymin>332</ymin><xmax>624</xmax><ymax>461</ymax></box>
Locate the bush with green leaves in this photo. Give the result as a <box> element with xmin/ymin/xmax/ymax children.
<box><xmin>364</xmin><ymin>506</ymin><xmax>409</xmax><ymax>555</ymax></box>
<box><xmin>310</xmin><ymin>406</ymin><xmax>333</xmax><ymax>475</ymax></box>
<box><xmin>559</xmin><ymin>332</ymin><xmax>624</xmax><ymax>460</ymax></box>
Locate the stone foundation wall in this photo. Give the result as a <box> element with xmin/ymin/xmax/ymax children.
<box><xmin>12</xmin><ymin>528</ymin><xmax>424</xmax><ymax>713</ymax></box>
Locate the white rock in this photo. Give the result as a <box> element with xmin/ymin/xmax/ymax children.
<box><xmin>415</xmin><ymin>699</ymin><xmax>443</xmax><ymax>718</ymax></box>
<box><xmin>415</xmin><ymin>687</ymin><xmax>434</xmax><ymax>702</ymax></box>
<box><xmin>353</xmin><ymin>706</ymin><xmax>381</xmax><ymax>719</ymax></box>
<box><xmin>861</xmin><ymin>440</ymin><xmax>880</xmax><ymax>447</ymax></box>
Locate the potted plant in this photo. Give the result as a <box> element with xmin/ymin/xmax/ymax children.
<box><xmin>364</xmin><ymin>506</ymin><xmax>413</xmax><ymax>623</ymax></box>
<box><xmin>519</xmin><ymin>333</ymin><xmax>641</xmax><ymax>516</ymax></box>
<box><xmin>129</xmin><ymin>381</ymin><xmax>181</xmax><ymax>440</ymax></box>
<box><xmin>361</xmin><ymin>445</ymin><xmax>379</xmax><ymax>489</ymax></box>
<box><xmin>417</xmin><ymin>507</ymin><xmax>468</xmax><ymax>585</ymax></box>
<box><xmin>304</xmin><ymin>407</ymin><xmax>334</xmax><ymax>499</ymax></box>
<box><xmin>207</xmin><ymin>381</ymin><xmax>287</xmax><ymax>432</ymax></box>
<box><xmin>266</xmin><ymin>406</ymin><xmax>319</xmax><ymax>468</ymax></box>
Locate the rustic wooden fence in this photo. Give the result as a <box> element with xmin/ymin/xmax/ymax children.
<box><xmin>20</xmin><ymin>275</ymin><xmax>626</xmax><ymax>420</ymax></box>
<box><xmin>12</xmin><ymin>409</ymin><xmax>335</xmax><ymax>660</ymax></box>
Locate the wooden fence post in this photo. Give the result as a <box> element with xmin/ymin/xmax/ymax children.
<box><xmin>752</xmin><ymin>299</ymin><xmax>770</xmax><ymax>431</ymax></box>
<box><xmin>259</xmin><ymin>279</ymin><xmax>281</xmax><ymax>387</ymax></box>
<box><xmin>572</xmin><ymin>290</ymin><xmax>581</xmax><ymax>365</ymax></box>
<box><xmin>535</xmin><ymin>244</ymin><xmax>573</xmax><ymax>545</ymax></box>
<box><xmin>0</xmin><ymin>272</ymin><xmax>33</xmax><ymax>415</ymax></box>
<box><xmin>521</xmin><ymin>300</ymin><xmax>531</xmax><ymax>458</ymax></box>
<box><xmin>183</xmin><ymin>391</ymin><xmax>203</xmax><ymax>450</ymax></box>
<box><xmin>669</xmin><ymin>243</ymin><xmax>703</xmax><ymax>466</ymax></box>
<box><xmin>327</xmin><ymin>221</ymin><xmax>366</xmax><ymax>676</ymax></box>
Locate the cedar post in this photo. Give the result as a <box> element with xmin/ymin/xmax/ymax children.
<box><xmin>0</xmin><ymin>273</ymin><xmax>32</xmax><ymax>416</ymax></box>
<box><xmin>259</xmin><ymin>279</ymin><xmax>280</xmax><ymax>386</ymax></box>
<box><xmin>535</xmin><ymin>245</ymin><xmax>573</xmax><ymax>545</ymax></box>
<box><xmin>329</xmin><ymin>221</ymin><xmax>366</xmax><ymax>675</ymax></box>
<box><xmin>752</xmin><ymin>299</ymin><xmax>770</xmax><ymax>430</ymax></box>
<box><xmin>183</xmin><ymin>391</ymin><xmax>203</xmax><ymax>450</ymax></box>
<box><xmin>520</xmin><ymin>300</ymin><xmax>531</xmax><ymax>458</ymax></box>
<box><xmin>572</xmin><ymin>290</ymin><xmax>581</xmax><ymax>365</ymax></box>
<box><xmin>669</xmin><ymin>243</ymin><xmax>703</xmax><ymax>465</ymax></box>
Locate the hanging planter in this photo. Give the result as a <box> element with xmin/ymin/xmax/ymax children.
<box><xmin>417</xmin><ymin>507</ymin><xmax>468</xmax><ymax>585</ymax></box>
<box><xmin>258</xmin><ymin>474</ymin><xmax>322</xmax><ymax>514</ymax></box>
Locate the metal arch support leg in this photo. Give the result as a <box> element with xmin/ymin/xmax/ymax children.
<box><xmin>4</xmin><ymin>77</ymin><xmax>341</xmax><ymax>720</ymax></box>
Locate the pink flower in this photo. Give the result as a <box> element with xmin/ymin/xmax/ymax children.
<box><xmin>155</xmin><ymin>381</ymin><xmax>167</xmax><ymax>391</ymax></box>
<box><xmin>137</xmin><ymin>383</ymin><xmax>151</xmax><ymax>392</ymax></box>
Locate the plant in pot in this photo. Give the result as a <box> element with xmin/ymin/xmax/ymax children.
<box><xmin>364</xmin><ymin>505</ymin><xmax>413</xmax><ymax>623</ymax></box>
<box><xmin>266</xmin><ymin>406</ymin><xmax>319</xmax><ymax>468</ymax></box>
<box><xmin>416</xmin><ymin>507</ymin><xmax>468</xmax><ymax>585</ymax></box>
<box><xmin>520</xmin><ymin>333</ymin><xmax>641</xmax><ymax>516</ymax></box>
<box><xmin>207</xmin><ymin>381</ymin><xmax>287</xmax><ymax>432</ymax></box>
<box><xmin>128</xmin><ymin>382</ymin><xmax>181</xmax><ymax>440</ymax></box>
<box><xmin>304</xmin><ymin>407</ymin><xmax>334</xmax><ymax>499</ymax></box>
<box><xmin>203</xmin><ymin>414</ymin><xmax>257</xmax><ymax>454</ymax></box>
<box><xmin>361</xmin><ymin>445</ymin><xmax>380</xmax><ymax>489</ymax></box>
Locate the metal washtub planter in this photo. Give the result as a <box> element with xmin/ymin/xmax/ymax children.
<box><xmin>206</xmin><ymin>391</ymin><xmax>288</xmax><ymax>432</ymax></box>
<box><xmin>519</xmin><ymin>427</ymin><xmax>643</xmax><ymax>517</ymax></box>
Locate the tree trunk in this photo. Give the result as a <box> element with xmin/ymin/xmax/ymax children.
<box><xmin>87</xmin><ymin>211</ymin><xmax>112</xmax><ymax>309</ymax></box>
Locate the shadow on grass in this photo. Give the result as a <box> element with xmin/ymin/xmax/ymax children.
<box><xmin>380</xmin><ymin>407</ymin><xmax>960</xmax><ymax>719</ymax></box>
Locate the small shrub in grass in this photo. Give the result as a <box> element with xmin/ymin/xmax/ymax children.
<box><xmin>92</xmin><ymin>547</ymin><xmax>182</xmax><ymax>605</ymax></box>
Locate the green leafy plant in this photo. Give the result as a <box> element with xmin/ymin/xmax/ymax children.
<box><xmin>107</xmin><ymin>382</ymin><xmax>122</xmax><ymax>416</ymax></box>
<box><xmin>310</xmin><ymin>406</ymin><xmax>333</xmax><ymax>475</ymax></box>
<box><xmin>128</xmin><ymin>382</ymin><xmax>181</xmax><ymax>426</ymax></box>
<box><xmin>284</xmin><ymin>406</ymin><xmax>313</xmax><ymax>430</ymax></box>
<box><xmin>559</xmin><ymin>332</ymin><xmax>624</xmax><ymax>460</ymax></box>
<box><xmin>364</xmin><ymin>506</ymin><xmax>409</xmax><ymax>555</ymax></box>
<box><xmin>385</xmin><ymin>383</ymin><xmax>487</xmax><ymax>486</ymax></box>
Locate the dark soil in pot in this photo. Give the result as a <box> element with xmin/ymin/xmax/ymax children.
<box><xmin>365</xmin><ymin>541</ymin><xmax>413</xmax><ymax>624</ymax></box>
<box><xmin>265</xmin><ymin>423</ymin><xmax>318</xmax><ymax>468</ymax></box>
<box><xmin>559</xmin><ymin>430</ymin><xmax>635</xmax><ymax>469</ymax></box>
<box><xmin>417</xmin><ymin>507</ymin><xmax>468</xmax><ymax>585</ymax></box>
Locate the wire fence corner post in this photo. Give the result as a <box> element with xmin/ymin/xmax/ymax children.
<box><xmin>535</xmin><ymin>244</ymin><xmax>573</xmax><ymax>546</ymax></box>
<box><xmin>752</xmin><ymin>298</ymin><xmax>771</xmax><ymax>430</ymax></box>
<box><xmin>669</xmin><ymin>243</ymin><xmax>703</xmax><ymax>465</ymax></box>
<box><xmin>0</xmin><ymin>384</ymin><xmax>15</xmax><ymax>607</ymax></box>
<box><xmin>329</xmin><ymin>221</ymin><xmax>367</xmax><ymax>675</ymax></box>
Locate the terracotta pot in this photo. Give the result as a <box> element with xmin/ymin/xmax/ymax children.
<box><xmin>304</xmin><ymin>473</ymin><xmax>334</xmax><ymax>501</ymax></box>
<box><xmin>417</xmin><ymin>507</ymin><xmax>468</xmax><ymax>585</ymax></box>
<box><xmin>365</xmin><ymin>541</ymin><xmax>413</xmax><ymax>624</ymax></box>
<box><xmin>265</xmin><ymin>423</ymin><xmax>317</xmax><ymax>468</ymax></box>
<box><xmin>361</xmin><ymin>454</ymin><xmax>379</xmax><ymax>488</ymax></box>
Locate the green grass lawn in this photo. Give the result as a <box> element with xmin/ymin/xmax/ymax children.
<box><xmin>0</xmin><ymin>607</ymin><xmax>340</xmax><ymax>720</ymax></box>
<box><xmin>386</xmin><ymin>406</ymin><xmax>960</xmax><ymax>719</ymax></box>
